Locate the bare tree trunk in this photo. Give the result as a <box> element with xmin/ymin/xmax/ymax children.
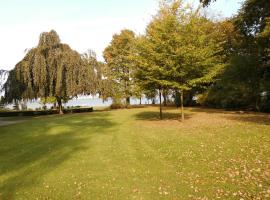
<box><xmin>181</xmin><ymin>90</ymin><xmax>184</xmax><ymax>121</ymax></box>
<box><xmin>163</xmin><ymin>90</ymin><xmax>167</xmax><ymax>106</ymax></box>
<box><xmin>126</xmin><ymin>97</ymin><xmax>130</xmax><ymax>106</ymax></box>
<box><xmin>53</xmin><ymin>102</ymin><xmax>57</xmax><ymax>109</ymax></box>
<box><xmin>255</xmin><ymin>95</ymin><xmax>260</xmax><ymax>111</ymax></box>
<box><xmin>56</xmin><ymin>97</ymin><xmax>64</xmax><ymax>114</ymax></box>
<box><xmin>159</xmin><ymin>89</ymin><xmax>163</xmax><ymax>120</ymax></box>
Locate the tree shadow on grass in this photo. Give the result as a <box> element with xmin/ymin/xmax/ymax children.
<box><xmin>225</xmin><ymin>114</ymin><xmax>270</xmax><ymax>126</ymax></box>
<box><xmin>134</xmin><ymin>111</ymin><xmax>193</xmax><ymax>121</ymax></box>
<box><xmin>0</xmin><ymin>112</ymin><xmax>116</xmax><ymax>199</ymax></box>
<box><xmin>135</xmin><ymin>106</ymin><xmax>270</xmax><ymax>125</ymax></box>
<box><xmin>189</xmin><ymin>107</ymin><xmax>270</xmax><ymax>126</ymax></box>
<box><xmin>188</xmin><ymin>107</ymin><xmax>231</xmax><ymax>114</ymax></box>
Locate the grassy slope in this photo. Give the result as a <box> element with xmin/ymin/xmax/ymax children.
<box><xmin>0</xmin><ymin>107</ymin><xmax>269</xmax><ymax>199</ymax></box>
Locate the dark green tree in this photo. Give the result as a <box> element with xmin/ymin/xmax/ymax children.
<box><xmin>0</xmin><ymin>96</ymin><xmax>5</xmax><ymax>110</ymax></box>
<box><xmin>202</xmin><ymin>0</ymin><xmax>270</xmax><ymax>111</ymax></box>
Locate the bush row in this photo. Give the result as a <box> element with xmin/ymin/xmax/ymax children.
<box><xmin>0</xmin><ymin>107</ymin><xmax>93</xmax><ymax>117</ymax></box>
<box><xmin>110</xmin><ymin>102</ymin><xmax>147</xmax><ymax>110</ymax></box>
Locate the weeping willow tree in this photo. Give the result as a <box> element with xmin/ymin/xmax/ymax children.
<box><xmin>4</xmin><ymin>30</ymin><xmax>98</xmax><ymax>114</ymax></box>
<box><xmin>81</xmin><ymin>49</ymin><xmax>103</xmax><ymax>97</ymax></box>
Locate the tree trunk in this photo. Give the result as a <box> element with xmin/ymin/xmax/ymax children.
<box><xmin>159</xmin><ymin>89</ymin><xmax>163</xmax><ymax>120</ymax></box>
<box><xmin>255</xmin><ymin>94</ymin><xmax>260</xmax><ymax>111</ymax></box>
<box><xmin>163</xmin><ymin>91</ymin><xmax>167</xmax><ymax>106</ymax></box>
<box><xmin>139</xmin><ymin>97</ymin><xmax>142</xmax><ymax>105</ymax></box>
<box><xmin>126</xmin><ymin>97</ymin><xmax>130</xmax><ymax>106</ymax></box>
<box><xmin>180</xmin><ymin>90</ymin><xmax>184</xmax><ymax>121</ymax></box>
<box><xmin>56</xmin><ymin>97</ymin><xmax>64</xmax><ymax>114</ymax></box>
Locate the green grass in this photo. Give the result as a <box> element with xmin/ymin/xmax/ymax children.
<box><xmin>0</xmin><ymin>107</ymin><xmax>269</xmax><ymax>199</ymax></box>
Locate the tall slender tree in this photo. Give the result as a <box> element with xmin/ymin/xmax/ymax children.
<box><xmin>103</xmin><ymin>29</ymin><xmax>136</xmax><ymax>105</ymax></box>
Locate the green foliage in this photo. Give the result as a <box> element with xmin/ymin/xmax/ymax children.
<box><xmin>4</xmin><ymin>30</ymin><xmax>99</xmax><ymax>114</ymax></box>
<box><xmin>138</xmin><ymin>0</ymin><xmax>225</xmax><ymax>89</ymax></box>
<box><xmin>40</xmin><ymin>96</ymin><xmax>56</xmax><ymax>105</ymax></box>
<box><xmin>0</xmin><ymin>107</ymin><xmax>93</xmax><ymax>117</ymax></box>
<box><xmin>134</xmin><ymin>0</ymin><xmax>226</xmax><ymax>119</ymax></box>
<box><xmin>0</xmin><ymin>96</ymin><xmax>5</xmax><ymax>110</ymax></box>
<box><xmin>103</xmin><ymin>29</ymin><xmax>136</xmax><ymax>105</ymax></box>
<box><xmin>144</xmin><ymin>88</ymin><xmax>158</xmax><ymax>104</ymax></box>
<box><xmin>110</xmin><ymin>102</ymin><xmax>126</xmax><ymax>109</ymax></box>
<box><xmin>3</xmin><ymin>70</ymin><xmax>26</xmax><ymax>103</ymax></box>
<box><xmin>202</xmin><ymin>0</ymin><xmax>270</xmax><ymax>112</ymax></box>
<box><xmin>81</xmin><ymin>50</ymin><xmax>103</xmax><ymax>95</ymax></box>
<box><xmin>203</xmin><ymin>54</ymin><xmax>270</xmax><ymax>111</ymax></box>
<box><xmin>202</xmin><ymin>57</ymin><xmax>246</xmax><ymax>108</ymax></box>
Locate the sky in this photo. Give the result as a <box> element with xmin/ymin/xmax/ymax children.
<box><xmin>0</xmin><ymin>0</ymin><xmax>244</xmax><ymax>70</ymax></box>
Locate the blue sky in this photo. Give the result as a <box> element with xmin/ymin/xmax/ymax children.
<box><xmin>0</xmin><ymin>0</ymin><xmax>244</xmax><ymax>70</ymax></box>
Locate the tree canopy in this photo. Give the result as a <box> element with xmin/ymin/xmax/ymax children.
<box><xmin>201</xmin><ymin>0</ymin><xmax>270</xmax><ymax>111</ymax></box>
<box><xmin>103</xmin><ymin>29</ymin><xmax>136</xmax><ymax>105</ymax></box>
<box><xmin>134</xmin><ymin>0</ymin><xmax>226</xmax><ymax>120</ymax></box>
<box><xmin>4</xmin><ymin>30</ymin><xmax>99</xmax><ymax>113</ymax></box>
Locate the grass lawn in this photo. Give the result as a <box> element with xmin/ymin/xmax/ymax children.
<box><xmin>0</xmin><ymin>107</ymin><xmax>269</xmax><ymax>199</ymax></box>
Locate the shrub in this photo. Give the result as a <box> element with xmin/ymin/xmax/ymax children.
<box><xmin>0</xmin><ymin>107</ymin><xmax>93</xmax><ymax>117</ymax></box>
<box><xmin>110</xmin><ymin>102</ymin><xmax>125</xmax><ymax>109</ymax></box>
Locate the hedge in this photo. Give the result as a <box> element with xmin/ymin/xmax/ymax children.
<box><xmin>0</xmin><ymin>107</ymin><xmax>93</xmax><ymax>117</ymax></box>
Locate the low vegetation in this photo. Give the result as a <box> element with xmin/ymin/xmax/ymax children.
<box><xmin>0</xmin><ymin>107</ymin><xmax>269</xmax><ymax>199</ymax></box>
<box><xmin>0</xmin><ymin>107</ymin><xmax>93</xmax><ymax>117</ymax></box>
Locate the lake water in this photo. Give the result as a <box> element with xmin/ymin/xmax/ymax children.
<box><xmin>5</xmin><ymin>96</ymin><xmax>161</xmax><ymax>110</ymax></box>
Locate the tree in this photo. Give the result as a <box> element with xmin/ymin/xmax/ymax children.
<box><xmin>238</xmin><ymin>0</ymin><xmax>270</xmax><ymax>111</ymax></box>
<box><xmin>200</xmin><ymin>0</ymin><xmax>216</xmax><ymax>6</ymax></box>
<box><xmin>131</xmin><ymin>82</ymin><xmax>144</xmax><ymax>105</ymax></box>
<box><xmin>96</xmin><ymin>62</ymin><xmax>116</xmax><ymax>101</ymax></box>
<box><xmin>81</xmin><ymin>50</ymin><xmax>103</xmax><ymax>96</ymax></box>
<box><xmin>201</xmin><ymin>0</ymin><xmax>270</xmax><ymax>111</ymax></box>
<box><xmin>4</xmin><ymin>30</ymin><xmax>97</xmax><ymax>114</ymax></box>
<box><xmin>3</xmin><ymin>69</ymin><xmax>25</xmax><ymax>104</ymax></box>
<box><xmin>0</xmin><ymin>96</ymin><xmax>5</xmax><ymax>110</ymax></box>
<box><xmin>103</xmin><ymin>29</ymin><xmax>136</xmax><ymax>105</ymax></box>
<box><xmin>40</xmin><ymin>96</ymin><xmax>57</xmax><ymax>110</ymax></box>
<box><xmin>135</xmin><ymin>0</ymin><xmax>225</xmax><ymax>120</ymax></box>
